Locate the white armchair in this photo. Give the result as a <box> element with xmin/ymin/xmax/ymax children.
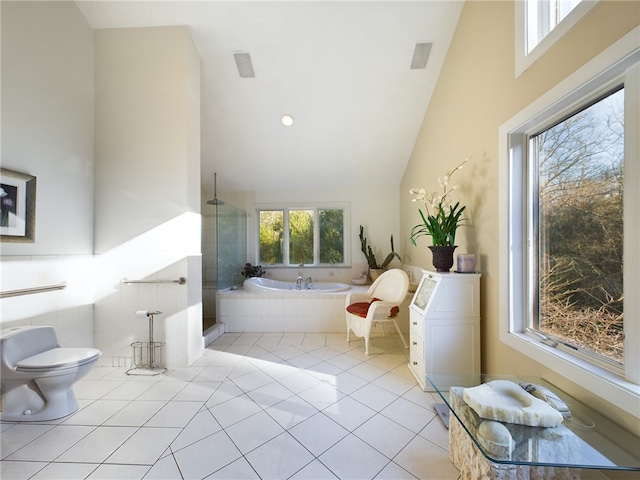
<box><xmin>345</xmin><ymin>268</ymin><xmax>409</xmax><ymax>355</ymax></box>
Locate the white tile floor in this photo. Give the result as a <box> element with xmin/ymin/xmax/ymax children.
<box><xmin>1</xmin><ymin>332</ymin><xmax>460</xmax><ymax>480</ymax></box>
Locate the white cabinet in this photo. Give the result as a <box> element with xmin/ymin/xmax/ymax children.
<box><xmin>408</xmin><ymin>270</ymin><xmax>481</xmax><ymax>391</ymax></box>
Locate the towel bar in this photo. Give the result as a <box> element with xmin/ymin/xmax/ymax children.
<box><xmin>122</xmin><ymin>277</ymin><xmax>186</xmax><ymax>285</ymax></box>
<box><xmin>0</xmin><ymin>283</ymin><xmax>67</xmax><ymax>299</ymax></box>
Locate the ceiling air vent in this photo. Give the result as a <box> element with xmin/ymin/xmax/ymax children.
<box><xmin>234</xmin><ymin>52</ymin><xmax>255</xmax><ymax>78</ymax></box>
<box><xmin>410</xmin><ymin>42</ymin><xmax>432</xmax><ymax>70</ymax></box>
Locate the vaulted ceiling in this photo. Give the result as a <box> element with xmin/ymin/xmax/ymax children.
<box><xmin>76</xmin><ymin>1</ymin><xmax>463</xmax><ymax>193</ymax></box>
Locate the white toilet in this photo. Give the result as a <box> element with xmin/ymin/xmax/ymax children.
<box><xmin>0</xmin><ymin>325</ymin><xmax>101</xmax><ymax>422</ymax></box>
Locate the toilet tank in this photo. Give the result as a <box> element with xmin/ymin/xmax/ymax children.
<box><xmin>0</xmin><ymin>326</ymin><xmax>61</xmax><ymax>367</ymax></box>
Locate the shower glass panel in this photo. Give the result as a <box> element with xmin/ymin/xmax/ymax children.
<box><xmin>216</xmin><ymin>203</ymin><xmax>247</xmax><ymax>290</ymax></box>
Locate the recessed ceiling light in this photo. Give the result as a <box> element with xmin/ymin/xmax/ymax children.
<box><xmin>281</xmin><ymin>114</ymin><xmax>294</xmax><ymax>127</ymax></box>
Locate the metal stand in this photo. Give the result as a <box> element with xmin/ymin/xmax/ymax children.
<box><xmin>126</xmin><ymin>310</ymin><xmax>167</xmax><ymax>376</ymax></box>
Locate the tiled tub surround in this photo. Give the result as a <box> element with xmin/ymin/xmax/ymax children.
<box><xmin>217</xmin><ymin>287</ymin><xmax>411</xmax><ymax>335</ymax></box>
<box><xmin>0</xmin><ymin>332</ymin><xmax>459</xmax><ymax>480</ymax></box>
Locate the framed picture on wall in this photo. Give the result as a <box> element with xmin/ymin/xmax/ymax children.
<box><xmin>1</xmin><ymin>168</ymin><xmax>36</xmax><ymax>243</ymax></box>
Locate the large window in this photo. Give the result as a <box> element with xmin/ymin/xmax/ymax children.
<box><xmin>531</xmin><ymin>87</ymin><xmax>624</xmax><ymax>367</ymax></box>
<box><xmin>257</xmin><ymin>205</ymin><xmax>348</xmax><ymax>267</ymax></box>
<box><xmin>499</xmin><ymin>29</ymin><xmax>639</xmax><ymax>416</ymax></box>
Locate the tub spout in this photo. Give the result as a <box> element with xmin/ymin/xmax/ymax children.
<box><xmin>296</xmin><ymin>276</ymin><xmax>303</xmax><ymax>290</ymax></box>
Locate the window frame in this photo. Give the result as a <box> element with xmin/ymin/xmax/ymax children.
<box><xmin>254</xmin><ymin>202</ymin><xmax>351</xmax><ymax>268</ymax></box>
<box><xmin>515</xmin><ymin>0</ymin><xmax>599</xmax><ymax>77</ymax></box>
<box><xmin>499</xmin><ymin>27</ymin><xmax>640</xmax><ymax>417</ymax></box>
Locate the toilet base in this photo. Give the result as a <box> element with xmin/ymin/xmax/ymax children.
<box><xmin>0</xmin><ymin>402</ymin><xmax>79</xmax><ymax>422</ymax></box>
<box><xmin>0</xmin><ymin>381</ymin><xmax>80</xmax><ymax>422</ymax></box>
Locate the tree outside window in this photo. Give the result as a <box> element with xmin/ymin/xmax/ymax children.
<box><xmin>258</xmin><ymin>207</ymin><xmax>345</xmax><ymax>266</ymax></box>
<box><xmin>532</xmin><ymin>87</ymin><xmax>624</xmax><ymax>364</ymax></box>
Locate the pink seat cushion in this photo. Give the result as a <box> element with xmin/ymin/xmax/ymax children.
<box><xmin>346</xmin><ymin>298</ymin><xmax>399</xmax><ymax>318</ymax></box>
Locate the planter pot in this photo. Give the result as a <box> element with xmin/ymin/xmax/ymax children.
<box><xmin>429</xmin><ymin>245</ymin><xmax>458</xmax><ymax>272</ymax></box>
<box><xmin>369</xmin><ymin>268</ymin><xmax>386</xmax><ymax>282</ymax></box>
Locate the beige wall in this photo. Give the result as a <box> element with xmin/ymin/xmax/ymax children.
<box><xmin>400</xmin><ymin>0</ymin><xmax>639</xmax><ymax>433</ymax></box>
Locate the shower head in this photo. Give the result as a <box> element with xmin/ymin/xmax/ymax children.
<box><xmin>207</xmin><ymin>172</ymin><xmax>225</xmax><ymax>206</ymax></box>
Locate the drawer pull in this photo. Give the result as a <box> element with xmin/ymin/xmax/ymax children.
<box><xmin>413</xmin><ymin>361</ymin><xmax>418</xmax><ymax>366</ymax></box>
<box><xmin>412</xmin><ymin>321</ymin><xmax>418</xmax><ymax>326</ymax></box>
<box><xmin>412</xmin><ymin>341</ymin><xmax>417</xmax><ymax>346</ymax></box>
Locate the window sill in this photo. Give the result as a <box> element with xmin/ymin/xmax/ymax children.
<box><xmin>500</xmin><ymin>330</ymin><xmax>640</xmax><ymax>418</ymax></box>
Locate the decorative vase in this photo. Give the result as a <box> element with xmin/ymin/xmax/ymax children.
<box><xmin>369</xmin><ymin>268</ymin><xmax>386</xmax><ymax>282</ymax></box>
<box><xmin>429</xmin><ymin>245</ymin><xmax>458</xmax><ymax>272</ymax></box>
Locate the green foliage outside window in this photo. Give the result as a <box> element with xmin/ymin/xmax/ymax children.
<box><xmin>289</xmin><ymin>210</ymin><xmax>314</xmax><ymax>265</ymax></box>
<box><xmin>259</xmin><ymin>210</ymin><xmax>283</xmax><ymax>264</ymax></box>
<box><xmin>258</xmin><ymin>208</ymin><xmax>344</xmax><ymax>266</ymax></box>
<box><xmin>320</xmin><ymin>209</ymin><xmax>344</xmax><ymax>264</ymax></box>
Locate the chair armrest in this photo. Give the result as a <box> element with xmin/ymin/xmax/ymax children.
<box><xmin>366</xmin><ymin>300</ymin><xmax>399</xmax><ymax>320</ymax></box>
<box><xmin>345</xmin><ymin>292</ymin><xmax>371</xmax><ymax>307</ymax></box>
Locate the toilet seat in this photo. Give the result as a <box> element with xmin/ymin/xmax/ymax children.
<box><xmin>16</xmin><ymin>348</ymin><xmax>101</xmax><ymax>372</ymax></box>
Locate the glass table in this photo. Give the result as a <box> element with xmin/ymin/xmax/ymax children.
<box><xmin>427</xmin><ymin>373</ymin><xmax>640</xmax><ymax>479</ymax></box>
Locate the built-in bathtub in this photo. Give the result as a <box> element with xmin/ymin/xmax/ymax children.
<box><xmin>243</xmin><ymin>277</ymin><xmax>351</xmax><ymax>293</ymax></box>
<box><xmin>217</xmin><ymin>278</ymin><xmax>359</xmax><ymax>333</ymax></box>
<box><xmin>217</xmin><ymin>277</ymin><xmax>411</xmax><ymax>335</ymax></box>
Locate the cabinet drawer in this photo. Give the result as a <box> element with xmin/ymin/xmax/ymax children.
<box><xmin>410</xmin><ymin>326</ymin><xmax>423</xmax><ymax>344</ymax></box>
<box><xmin>410</xmin><ymin>334</ymin><xmax>424</xmax><ymax>362</ymax></box>
<box><xmin>410</xmin><ymin>314</ymin><xmax>424</xmax><ymax>337</ymax></box>
<box><xmin>409</xmin><ymin>352</ymin><xmax>424</xmax><ymax>378</ymax></box>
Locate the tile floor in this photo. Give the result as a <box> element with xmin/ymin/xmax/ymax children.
<box><xmin>1</xmin><ymin>332</ymin><xmax>460</xmax><ymax>480</ymax></box>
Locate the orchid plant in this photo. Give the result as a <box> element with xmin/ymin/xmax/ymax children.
<box><xmin>409</xmin><ymin>157</ymin><xmax>470</xmax><ymax>247</ymax></box>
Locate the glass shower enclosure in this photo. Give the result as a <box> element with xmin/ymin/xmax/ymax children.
<box><xmin>215</xmin><ymin>202</ymin><xmax>247</xmax><ymax>291</ymax></box>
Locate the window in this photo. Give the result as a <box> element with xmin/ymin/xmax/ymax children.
<box><xmin>526</xmin><ymin>0</ymin><xmax>581</xmax><ymax>54</ymax></box>
<box><xmin>257</xmin><ymin>205</ymin><xmax>348</xmax><ymax>267</ymax></box>
<box><xmin>499</xmin><ymin>28</ymin><xmax>639</xmax><ymax>416</ymax></box>
<box><xmin>531</xmin><ymin>87</ymin><xmax>624</xmax><ymax>368</ymax></box>
<box><xmin>515</xmin><ymin>1</ymin><xmax>598</xmax><ymax>76</ymax></box>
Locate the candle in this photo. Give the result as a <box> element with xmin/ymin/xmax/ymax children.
<box><xmin>457</xmin><ymin>254</ymin><xmax>476</xmax><ymax>273</ymax></box>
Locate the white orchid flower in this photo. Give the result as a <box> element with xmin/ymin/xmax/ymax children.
<box><xmin>409</xmin><ymin>157</ymin><xmax>471</xmax><ymax>248</ymax></box>
<box><xmin>438</xmin><ymin>175</ymin><xmax>450</xmax><ymax>188</ymax></box>
<box><xmin>409</xmin><ymin>188</ymin><xmax>427</xmax><ymax>202</ymax></box>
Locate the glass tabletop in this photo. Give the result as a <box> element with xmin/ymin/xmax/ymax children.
<box><xmin>427</xmin><ymin>373</ymin><xmax>640</xmax><ymax>471</ymax></box>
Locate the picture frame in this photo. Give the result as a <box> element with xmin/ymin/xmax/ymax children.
<box><xmin>1</xmin><ymin>168</ymin><xmax>36</xmax><ymax>243</ymax></box>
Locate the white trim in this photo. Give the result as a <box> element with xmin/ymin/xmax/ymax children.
<box><xmin>624</xmin><ymin>61</ymin><xmax>640</xmax><ymax>385</ymax></box>
<box><xmin>515</xmin><ymin>0</ymin><xmax>599</xmax><ymax>78</ymax></box>
<box><xmin>500</xmin><ymin>27</ymin><xmax>640</xmax><ymax>418</ymax></box>
<box><xmin>504</xmin><ymin>332</ymin><xmax>639</xmax><ymax>414</ymax></box>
